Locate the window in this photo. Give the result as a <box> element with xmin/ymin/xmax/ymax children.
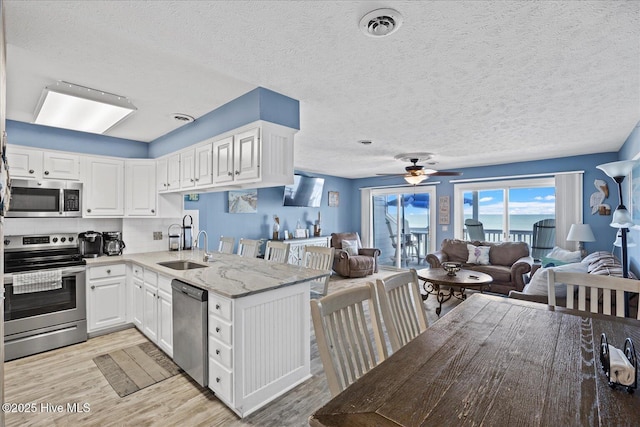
<box><xmin>455</xmin><ymin>178</ymin><xmax>556</xmax><ymax>245</ymax></box>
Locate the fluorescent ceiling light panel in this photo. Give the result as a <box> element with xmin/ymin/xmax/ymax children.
<box><xmin>34</xmin><ymin>81</ymin><xmax>136</xmax><ymax>134</ymax></box>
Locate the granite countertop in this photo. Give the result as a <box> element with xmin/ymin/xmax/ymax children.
<box><xmin>85</xmin><ymin>249</ymin><xmax>330</xmax><ymax>299</ymax></box>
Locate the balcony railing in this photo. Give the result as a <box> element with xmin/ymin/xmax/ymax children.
<box><xmin>465</xmin><ymin>229</ymin><xmax>534</xmax><ymax>245</ymax></box>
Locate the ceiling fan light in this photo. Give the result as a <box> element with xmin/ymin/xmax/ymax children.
<box><xmin>404</xmin><ymin>175</ymin><xmax>426</xmax><ymax>185</ymax></box>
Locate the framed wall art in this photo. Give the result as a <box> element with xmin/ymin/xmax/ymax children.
<box><xmin>328</xmin><ymin>191</ymin><xmax>339</xmax><ymax>207</ymax></box>
<box><xmin>228</xmin><ymin>189</ymin><xmax>257</xmax><ymax>213</ymax></box>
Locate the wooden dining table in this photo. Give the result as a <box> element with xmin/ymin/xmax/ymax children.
<box><xmin>309</xmin><ymin>294</ymin><xmax>640</xmax><ymax>427</ymax></box>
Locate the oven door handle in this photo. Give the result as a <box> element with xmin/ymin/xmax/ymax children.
<box><xmin>4</xmin><ymin>266</ymin><xmax>86</xmax><ymax>285</ymax></box>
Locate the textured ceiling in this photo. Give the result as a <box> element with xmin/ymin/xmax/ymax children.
<box><xmin>4</xmin><ymin>1</ymin><xmax>640</xmax><ymax>178</ymax></box>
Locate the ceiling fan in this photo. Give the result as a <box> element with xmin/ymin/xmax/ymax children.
<box><xmin>378</xmin><ymin>153</ymin><xmax>462</xmax><ymax>185</ymax></box>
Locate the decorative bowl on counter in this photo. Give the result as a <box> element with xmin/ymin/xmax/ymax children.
<box><xmin>442</xmin><ymin>262</ymin><xmax>462</xmax><ymax>276</ymax></box>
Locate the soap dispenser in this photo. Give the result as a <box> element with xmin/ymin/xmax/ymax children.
<box><xmin>182</xmin><ymin>215</ymin><xmax>193</xmax><ymax>250</ymax></box>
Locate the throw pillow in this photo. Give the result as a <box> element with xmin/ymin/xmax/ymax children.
<box><xmin>522</xmin><ymin>262</ymin><xmax>589</xmax><ymax>298</ymax></box>
<box><xmin>341</xmin><ymin>239</ymin><xmax>359</xmax><ymax>256</ymax></box>
<box><xmin>466</xmin><ymin>244</ymin><xmax>490</xmax><ymax>265</ymax></box>
<box><xmin>545</xmin><ymin>246</ymin><xmax>582</xmax><ymax>263</ymax></box>
<box><xmin>541</xmin><ymin>256</ymin><xmax>572</xmax><ymax>268</ymax></box>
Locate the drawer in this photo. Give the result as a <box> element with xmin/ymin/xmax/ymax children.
<box><xmin>88</xmin><ymin>264</ymin><xmax>126</xmax><ymax>280</ymax></box>
<box><xmin>208</xmin><ymin>358</ymin><xmax>233</xmax><ymax>403</ymax></box>
<box><xmin>209</xmin><ymin>293</ymin><xmax>232</xmax><ymax>321</ymax></box>
<box><xmin>144</xmin><ymin>269</ymin><xmax>158</xmax><ymax>286</ymax></box>
<box><xmin>209</xmin><ymin>336</ymin><xmax>232</xmax><ymax>369</ymax></box>
<box><xmin>209</xmin><ymin>315</ymin><xmax>232</xmax><ymax>346</ymax></box>
<box><xmin>131</xmin><ymin>264</ymin><xmax>144</xmax><ymax>279</ymax></box>
<box><xmin>158</xmin><ymin>274</ymin><xmax>172</xmax><ymax>294</ymax></box>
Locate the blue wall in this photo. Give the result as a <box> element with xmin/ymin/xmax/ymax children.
<box><xmin>184</xmin><ymin>172</ymin><xmax>353</xmax><ymax>250</ymax></box>
<box><xmin>352</xmin><ymin>152</ymin><xmax>620</xmax><ymax>254</ymax></box>
<box><xmin>6</xmin><ymin>120</ymin><xmax>148</xmax><ymax>158</ymax></box>
<box><xmin>149</xmin><ymin>87</ymin><xmax>300</xmax><ymax>158</ymax></box>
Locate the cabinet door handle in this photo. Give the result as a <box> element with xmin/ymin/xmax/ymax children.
<box><xmin>163</xmin><ymin>183</ymin><xmax>167</xmax><ymax>187</ymax></box>
<box><xmin>216</xmin><ymin>349</ymin><xmax>220</xmax><ymax>355</ymax></box>
<box><xmin>215</xmin><ymin>304</ymin><xmax>221</xmax><ymax>310</ymax></box>
<box><xmin>151</xmin><ymin>209</ymin><xmax>155</xmax><ymax>214</ymax></box>
<box><xmin>190</xmin><ymin>178</ymin><xmax>194</xmax><ymax>182</ymax></box>
<box><xmin>235</xmin><ymin>170</ymin><xmax>240</xmax><ymax>175</ymax></box>
<box><xmin>44</xmin><ymin>170</ymin><xmax>50</xmax><ymax>175</ymax></box>
<box><xmin>216</xmin><ymin>327</ymin><xmax>220</xmax><ymax>333</ymax></box>
<box><xmin>216</xmin><ymin>377</ymin><xmax>221</xmax><ymax>383</ymax></box>
<box><xmin>28</xmin><ymin>169</ymin><xmax>34</xmax><ymax>174</ymax></box>
<box><xmin>167</xmin><ymin>183</ymin><xmax>171</xmax><ymax>187</ymax></box>
<box><xmin>195</xmin><ymin>178</ymin><xmax>199</xmax><ymax>182</ymax></box>
<box><xmin>87</xmin><ymin>208</ymin><xmax>92</xmax><ymax>213</ymax></box>
<box><xmin>106</xmin><ymin>269</ymin><xmax>111</xmax><ymax>274</ymax></box>
<box><xmin>227</xmin><ymin>172</ymin><xmax>233</xmax><ymax>176</ymax></box>
<box><xmin>91</xmin><ymin>285</ymin><xmax>95</xmax><ymax>290</ymax></box>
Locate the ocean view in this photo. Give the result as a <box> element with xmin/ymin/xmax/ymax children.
<box><xmin>404</xmin><ymin>213</ymin><xmax>553</xmax><ymax>231</ymax></box>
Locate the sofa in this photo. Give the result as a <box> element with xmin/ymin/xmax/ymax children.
<box><xmin>426</xmin><ymin>239</ymin><xmax>533</xmax><ymax>294</ymax></box>
<box><xmin>330</xmin><ymin>232</ymin><xmax>381</xmax><ymax>278</ymax></box>
<box><xmin>509</xmin><ymin>251</ymin><xmax>639</xmax><ymax>310</ymax></box>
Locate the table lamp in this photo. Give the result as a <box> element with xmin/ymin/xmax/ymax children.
<box><xmin>566</xmin><ymin>223</ymin><xmax>595</xmax><ymax>258</ymax></box>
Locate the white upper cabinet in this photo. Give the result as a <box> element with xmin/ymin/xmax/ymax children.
<box><xmin>180</xmin><ymin>140</ymin><xmax>213</xmax><ymax>189</ymax></box>
<box><xmin>212</xmin><ymin>136</ymin><xmax>234</xmax><ymax>184</ymax></box>
<box><xmin>43</xmin><ymin>151</ymin><xmax>81</xmax><ymax>180</ymax></box>
<box><xmin>233</xmin><ymin>128</ymin><xmax>260</xmax><ymax>182</ymax></box>
<box><xmin>125</xmin><ymin>160</ymin><xmax>157</xmax><ymax>216</ymax></box>
<box><xmin>7</xmin><ymin>146</ymin><xmax>80</xmax><ymax>180</ymax></box>
<box><xmin>157</xmin><ymin>153</ymin><xmax>180</xmax><ymax>192</ymax></box>
<box><xmin>82</xmin><ymin>156</ymin><xmax>125</xmax><ymax>216</ymax></box>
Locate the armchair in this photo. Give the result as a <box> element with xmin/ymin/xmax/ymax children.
<box><xmin>330</xmin><ymin>232</ymin><xmax>381</xmax><ymax>278</ymax></box>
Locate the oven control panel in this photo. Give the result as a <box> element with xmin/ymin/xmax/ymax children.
<box><xmin>5</xmin><ymin>234</ymin><xmax>78</xmax><ymax>251</ymax></box>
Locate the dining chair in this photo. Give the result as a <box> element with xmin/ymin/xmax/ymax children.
<box><xmin>218</xmin><ymin>236</ymin><xmax>235</xmax><ymax>254</ymax></box>
<box><xmin>376</xmin><ymin>268</ymin><xmax>429</xmax><ymax>353</ymax></box>
<box><xmin>237</xmin><ymin>238</ymin><xmax>261</xmax><ymax>258</ymax></box>
<box><xmin>303</xmin><ymin>245</ymin><xmax>334</xmax><ymax>298</ymax></box>
<box><xmin>310</xmin><ymin>283</ymin><xmax>388</xmax><ymax>397</ymax></box>
<box><xmin>547</xmin><ymin>270</ymin><xmax>640</xmax><ymax>319</ymax></box>
<box><xmin>264</xmin><ymin>240</ymin><xmax>290</xmax><ymax>263</ymax></box>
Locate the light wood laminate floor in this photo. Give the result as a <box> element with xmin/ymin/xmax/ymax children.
<box><xmin>4</xmin><ymin>269</ymin><xmax>461</xmax><ymax>426</ymax></box>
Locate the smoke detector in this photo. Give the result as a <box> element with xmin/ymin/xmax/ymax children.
<box><xmin>359</xmin><ymin>8</ymin><xmax>403</xmax><ymax>37</ymax></box>
<box><xmin>171</xmin><ymin>113</ymin><xmax>195</xmax><ymax>123</ymax></box>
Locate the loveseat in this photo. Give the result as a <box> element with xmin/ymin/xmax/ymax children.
<box><xmin>426</xmin><ymin>239</ymin><xmax>533</xmax><ymax>294</ymax></box>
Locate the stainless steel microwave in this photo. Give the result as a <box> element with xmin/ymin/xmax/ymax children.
<box><xmin>7</xmin><ymin>179</ymin><xmax>82</xmax><ymax>218</ymax></box>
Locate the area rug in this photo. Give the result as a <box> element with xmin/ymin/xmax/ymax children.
<box><xmin>93</xmin><ymin>341</ymin><xmax>182</xmax><ymax>397</ymax></box>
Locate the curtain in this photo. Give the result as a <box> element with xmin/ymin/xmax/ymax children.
<box><xmin>555</xmin><ymin>172</ymin><xmax>583</xmax><ymax>250</ymax></box>
<box><xmin>360</xmin><ymin>188</ymin><xmax>372</xmax><ymax>246</ymax></box>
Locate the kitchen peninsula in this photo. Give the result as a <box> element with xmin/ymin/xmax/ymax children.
<box><xmin>86</xmin><ymin>249</ymin><xmax>329</xmax><ymax>418</ymax></box>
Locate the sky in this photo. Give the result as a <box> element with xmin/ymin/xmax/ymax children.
<box><xmin>463</xmin><ymin>187</ymin><xmax>556</xmax><ymax>216</ymax></box>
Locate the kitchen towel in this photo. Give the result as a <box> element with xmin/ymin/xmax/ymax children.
<box><xmin>12</xmin><ymin>269</ymin><xmax>63</xmax><ymax>294</ymax></box>
<box><xmin>608</xmin><ymin>344</ymin><xmax>635</xmax><ymax>386</ymax></box>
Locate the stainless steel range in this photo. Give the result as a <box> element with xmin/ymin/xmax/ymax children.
<box><xmin>3</xmin><ymin>234</ymin><xmax>87</xmax><ymax>361</ymax></box>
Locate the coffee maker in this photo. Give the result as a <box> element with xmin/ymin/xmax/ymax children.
<box><xmin>102</xmin><ymin>231</ymin><xmax>126</xmax><ymax>256</ymax></box>
<box><xmin>78</xmin><ymin>231</ymin><xmax>103</xmax><ymax>258</ymax></box>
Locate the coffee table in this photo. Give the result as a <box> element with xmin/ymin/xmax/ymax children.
<box><xmin>416</xmin><ymin>268</ymin><xmax>493</xmax><ymax>315</ymax></box>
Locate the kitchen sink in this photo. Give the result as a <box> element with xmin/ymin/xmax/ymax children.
<box><xmin>157</xmin><ymin>260</ymin><xmax>208</xmax><ymax>270</ymax></box>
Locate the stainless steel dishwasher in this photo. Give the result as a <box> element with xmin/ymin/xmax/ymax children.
<box><xmin>171</xmin><ymin>279</ymin><xmax>208</xmax><ymax>387</ymax></box>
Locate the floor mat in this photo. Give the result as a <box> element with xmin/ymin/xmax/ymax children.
<box><xmin>93</xmin><ymin>341</ymin><xmax>182</xmax><ymax>397</ymax></box>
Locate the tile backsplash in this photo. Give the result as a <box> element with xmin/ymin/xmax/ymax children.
<box><xmin>4</xmin><ymin>212</ymin><xmax>199</xmax><ymax>255</ymax></box>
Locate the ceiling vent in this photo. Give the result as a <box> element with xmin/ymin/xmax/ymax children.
<box><xmin>171</xmin><ymin>113</ymin><xmax>195</xmax><ymax>123</ymax></box>
<box><xmin>359</xmin><ymin>8</ymin><xmax>403</xmax><ymax>37</ymax></box>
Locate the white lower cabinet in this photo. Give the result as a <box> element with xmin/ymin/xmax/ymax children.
<box><xmin>208</xmin><ymin>282</ymin><xmax>311</xmax><ymax>418</ymax></box>
<box><xmin>156</xmin><ymin>275</ymin><xmax>173</xmax><ymax>356</ymax></box>
<box><xmin>130</xmin><ymin>264</ymin><xmax>173</xmax><ymax>357</ymax></box>
<box><xmin>87</xmin><ymin>264</ymin><xmax>127</xmax><ymax>333</ymax></box>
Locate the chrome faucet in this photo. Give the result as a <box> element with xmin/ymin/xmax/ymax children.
<box><xmin>196</xmin><ymin>230</ymin><xmax>214</xmax><ymax>262</ymax></box>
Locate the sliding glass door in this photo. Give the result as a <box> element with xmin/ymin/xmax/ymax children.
<box><xmin>370</xmin><ymin>187</ymin><xmax>436</xmax><ymax>268</ymax></box>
